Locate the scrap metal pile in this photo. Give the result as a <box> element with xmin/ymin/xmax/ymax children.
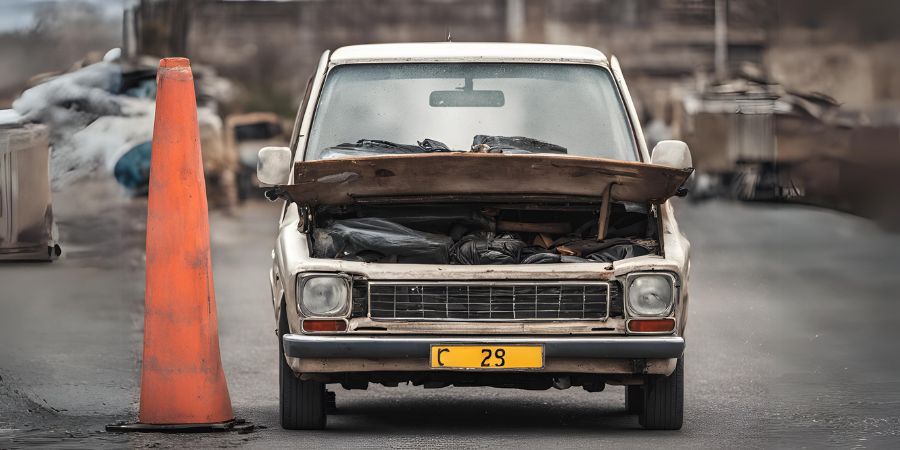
<box><xmin>678</xmin><ymin>64</ymin><xmax>900</xmax><ymax>222</ymax></box>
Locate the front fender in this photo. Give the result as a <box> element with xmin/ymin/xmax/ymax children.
<box><xmin>272</xmin><ymin>203</ymin><xmax>305</xmax><ymax>335</ymax></box>
<box><xmin>269</xmin><ymin>262</ymin><xmax>285</xmax><ymax>335</ymax></box>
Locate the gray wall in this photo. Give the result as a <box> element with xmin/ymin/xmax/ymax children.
<box><xmin>135</xmin><ymin>0</ymin><xmax>900</xmax><ymax>117</ymax></box>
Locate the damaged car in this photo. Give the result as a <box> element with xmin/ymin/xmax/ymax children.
<box><xmin>259</xmin><ymin>43</ymin><xmax>694</xmax><ymax>430</ymax></box>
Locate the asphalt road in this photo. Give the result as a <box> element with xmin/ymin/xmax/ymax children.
<box><xmin>2</xmin><ymin>177</ymin><xmax>899</xmax><ymax>448</ymax></box>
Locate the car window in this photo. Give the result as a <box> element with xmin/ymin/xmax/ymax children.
<box><xmin>304</xmin><ymin>63</ymin><xmax>638</xmax><ymax>161</ymax></box>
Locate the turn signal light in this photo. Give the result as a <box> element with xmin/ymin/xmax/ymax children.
<box><xmin>302</xmin><ymin>319</ymin><xmax>347</xmax><ymax>332</ymax></box>
<box><xmin>627</xmin><ymin>318</ymin><xmax>676</xmax><ymax>333</ymax></box>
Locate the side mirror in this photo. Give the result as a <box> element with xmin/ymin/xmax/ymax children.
<box><xmin>650</xmin><ymin>140</ymin><xmax>693</xmax><ymax>170</ymax></box>
<box><xmin>257</xmin><ymin>146</ymin><xmax>292</xmax><ymax>186</ymax></box>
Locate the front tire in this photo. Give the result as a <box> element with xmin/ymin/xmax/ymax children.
<box><xmin>639</xmin><ymin>356</ymin><xmax>684</xmax><ymax>430</ymax></box>
<box><xmin>279</xmin><ymin>305</ymin><xmax>327</xmax><ymax>430</ymax></box>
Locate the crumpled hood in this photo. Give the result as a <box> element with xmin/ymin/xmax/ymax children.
<box><xmin>282</xmin><ymin>153</ymin><xmax>692</xmax><ymax>206</ymax></box>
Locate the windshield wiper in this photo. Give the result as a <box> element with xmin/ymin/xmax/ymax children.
<box><xmin>471</xmin><ymin>135</ymin><xmax>568</xmax><ymax>155</ymax></box>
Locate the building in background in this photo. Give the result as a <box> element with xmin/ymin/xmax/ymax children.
<box><xmin>132</xmin><ymin>0</ymin><xmax>900</xmax><ymax>123</ymax></box>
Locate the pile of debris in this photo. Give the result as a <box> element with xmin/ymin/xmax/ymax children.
<box><xmin>10</xmin><ymin>49</ymin><xmax>236</xmax><ymax>201</ymax></box>
<box><xmin>677</xmin><ymin>63</ymin><xmax>900</xmax><ymax>215</ymax></box>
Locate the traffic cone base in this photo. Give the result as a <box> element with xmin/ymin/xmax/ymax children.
<box><xmin>106</xmin><ymin>418</ymin><xmax>253</xmax><ymax>433</ymax></box>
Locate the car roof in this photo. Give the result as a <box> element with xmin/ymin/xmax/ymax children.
<box><xmin>328</xmin><ymin>42</ymin><xmax>609</xmax><ymax>66</ymax></box>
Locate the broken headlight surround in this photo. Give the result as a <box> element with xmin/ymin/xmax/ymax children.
<box><xmin>625</xmin><ymin>272</ymin><xmax>676</xmax><ymax>317</ymax></box>
<box><xmin>296</xmin><ymin>273</ymin><xmax>351</xmax><ymax>317</ymax></box>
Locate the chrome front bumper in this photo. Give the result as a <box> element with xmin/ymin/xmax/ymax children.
<box><xmin>283</xmin><ymin>334</ymin><xmax>685</xmax><ymax>360</ymax></box>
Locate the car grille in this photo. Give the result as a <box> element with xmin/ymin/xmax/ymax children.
<box><xmin>367</xmin><ymin>281</ymin><xmax>611</xmax><ymax>321</ymax></box>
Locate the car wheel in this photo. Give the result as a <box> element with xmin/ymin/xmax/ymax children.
<box><xmin>639</xmin><ymin>356</ymin><xmax>683</xmax><ymax>430</ymax></box>
<box><xmin>279</xmin><ymin>304</ymin><xmax>327</xmax><ymax>430</ymax></box>
<box><xmin>625</xmin><ymin>385</ymin><xmax>643</xmax><ymax>414</ymax></box>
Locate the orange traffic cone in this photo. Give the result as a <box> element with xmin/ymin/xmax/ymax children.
<box><xmin>108</xmin><ymin>58</ymin><xmax>247</xmax><ymax>432</ymax></box>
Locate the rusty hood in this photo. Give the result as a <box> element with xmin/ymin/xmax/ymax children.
<box><xmin>283</xmin><ymin>153</ymin><xmax>692</xmax><ymax>206</ymax></box>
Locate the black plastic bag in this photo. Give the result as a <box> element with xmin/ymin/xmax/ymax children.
<box><xmin>584</xmin><ymin>243</ymin><xmax>651</xmax><ymax>262</ymax></box>
<box><xmin>320</xmin><ymin>138</ymin><xmax>450</xmax><ymax>159</ymax></box>
<box><xmin>312</xmin><ymin>218</ymin><xmax>452</xmax><ymax>264</ymax></box>
<box><xmin>450</xmin><ymin>233</ymin><xmax>528</xmax><ymax>265</ymax></box>
<box><xmin>471</xmin><ymin>135</ymin><xmax>567</xmax><ymax>154</ymax></box>
<box><xmin>521</xmin><ymin>252</ymin><xmax>560</xmax><ymax>264</ymax></box>
<box><xmin>521</xmin><ymin>253</ymin><xmax>592</xmax><ymax>264</ymax></box>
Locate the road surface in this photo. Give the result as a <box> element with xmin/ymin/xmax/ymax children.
<box><xmin>1</xmin><ymin>177</ymin><xmax>899</xmax><ymax>448</ymax></box>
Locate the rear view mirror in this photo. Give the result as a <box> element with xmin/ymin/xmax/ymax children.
<box><xmin>430</xmin><ymin>89</ymin><xmax>505</xmax><ymax>107</ymax></box>
<box><xmin>650</xmin><ymin>140</ymin><xmax>693</xmax><ymax>170</ymax></box>
<box><xmin>257</xmin><ymin>146</ymin><xmax>292</xmax><ymax>186</ymax></box>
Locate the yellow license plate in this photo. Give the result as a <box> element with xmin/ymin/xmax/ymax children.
<box><xmin>430</xmin><ymin>345</ymin><xmax>544</xmax><ymax>369</ymax></box>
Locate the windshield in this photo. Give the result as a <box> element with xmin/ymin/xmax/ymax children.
<box><xmin>304</xmin><ymin>63</ymin><xmax>638</xmax><ymax>161</ymax></box>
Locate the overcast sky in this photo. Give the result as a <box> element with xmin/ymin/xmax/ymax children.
<box><xmin>0</xmin><ymin>0</ymin><xmax>137</xmax><ymax>32</ymax></box>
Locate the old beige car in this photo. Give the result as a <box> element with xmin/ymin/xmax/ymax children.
<box><xmin>259</xmin><ymin>43</ymin><xmax>693</xmax><ymax>430</ymax></box>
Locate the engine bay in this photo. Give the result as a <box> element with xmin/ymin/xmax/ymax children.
<box><xmin>308</xmin><ymin>201</ymin><xmax>660</xmax><ymax>265</ymax></box>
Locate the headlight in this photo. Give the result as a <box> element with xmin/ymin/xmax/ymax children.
<box><xmin>626</xmin><ymin>273</ymin><xmax>675</xmax><ymax>317</ymax></box>
<box><xmin>297</xmin><ymin>275</ymin><xmax>350</xmax><ymax>317</ymax></box>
